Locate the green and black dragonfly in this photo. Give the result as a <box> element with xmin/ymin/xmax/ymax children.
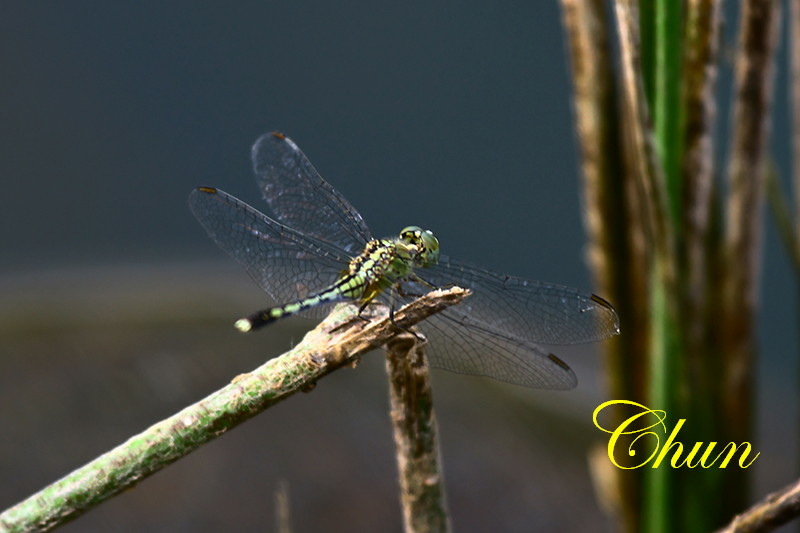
<box><xmin>189</xmin><ymin>132</ymin><xmax>619</xmax><ymax>389</ymax></box>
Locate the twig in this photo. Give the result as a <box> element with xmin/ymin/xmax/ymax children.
<box><xmin>716</xmin><ymin>478</ymin><xmax>800</xmax><ymax>533</ymax></box>
<box><xmin>385</xmin><ymin>333</ymin><xmax>450</xmax><ymax>533</ymax></box>
<box><xmin>792</xmin><ymin>0</ymin><xmax>800</xmax><ymax>241</ymax></box>
<box><xmin>275</xmin><ymin>480</ymin><xmax>292</xmax><ymax>533</ymax></box>
<box><xmin>558</xmin><ymin>2</ymin><xmax>641</xmax><ymax>530</ymax></box>
<box><xmin>614</xmin><ymin>0</ymin><xmax>674</xmax><ymax>266</ymax></box>
<box><xmin>559</xmin><ymin>0</ymin><xmax>621</xmax><ymax>296</ymax></box>
<box><xmin>681</xmin><ymin>0</ymin><xmax>720</xmax><ymax>339</ymax></box>
<box><xmin>724</xmin><ymin>0</ymin><xmax>780</xmax><ymax>321</ymax></box>
<box><xmin>720</xmin><ymin>0</ymin><xmax>780</xmax><ymax>498</ymax></box>
<box><xmin>679</xmin><ymin>3</ymin><xmax>724</xmax><ymax>527</ymax></box>
<box><xmin>791</xmin><ymin>0</ymin><xmax>800</xmax><ymax>481</ymax></box>
<box><xmin>558</xmin><ymin>0</ymin><xmax>636</xmax><ymax>358</ymax></box>
<box><xmin>766</xmin><ymin>168</ymin><xmax>800</xmax><ymax>271</ymax></box>
<box><xmin>682</xmin><ymin>0</ymin><xmax>720</xmax><ymax>240</ymax></box>
<box><xmin>701</xmin><ymin>0</ymin><xmax>781</xmax><ymax>520</ymax></box>
<box><xmin>0</xmin><ymin>287</ymin><xmax>470</xmax><ymax>532</ymax></box>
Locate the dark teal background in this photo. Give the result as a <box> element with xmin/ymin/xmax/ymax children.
<box><xmin>0</xmin><ymin>2</ymin><xmax>582</xmax><ymax>281</ymax></box>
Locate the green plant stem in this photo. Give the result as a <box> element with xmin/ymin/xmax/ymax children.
<box><xmin>654</xmin><ymin>0</ymin><xmax>683</xmax><ymax>229</ymax></box>
<box><xmin>643</xmin><ymin>260</ymin><xmax>680</xmax><ymax>533</ymax></box>
<box><xmin>614</xmin><ymin>2</ymin><xmax>680</xmax><ymax>531</ymax></box>
<box><xmin>0</xmin><ymin>287</ymin><xmax>469</xmax><ymax>533</ymax></box>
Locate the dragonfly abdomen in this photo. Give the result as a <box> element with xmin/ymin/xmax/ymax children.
<box><xmin>234</xmin><ymin>271</ymin><xmax>373</xmax><ymax>332</ymax></box>
<box><xmin>235</xmin><ymin>237</ymin><xmax>421</xmax><ymax>332</ymax></box>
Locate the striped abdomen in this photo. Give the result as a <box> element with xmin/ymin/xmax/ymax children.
<box><xmin>235</xmin><ymin>269</ymin><xmax>377</xmax><ymax>332</ymax></box>
<box><xmin>235</xmin><ymin>238</ymin><xmax>408</xmax><ymax>332</ymax></box>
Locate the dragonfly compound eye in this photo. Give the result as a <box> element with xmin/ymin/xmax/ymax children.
<box><xmin>399</xmin><ymin>226</ymin><xmax>439</xmax><ymax>266</ymax></box>
<box><xmin>419</xmin><ymin>229</ymin><xmax>439</xmax><ymax>266</ymax></box>
<box><xmin>399</xmin><ymin>226</ymin><xmax>423</xmax><ymax>244</ymax></box>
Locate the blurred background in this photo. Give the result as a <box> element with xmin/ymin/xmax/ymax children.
<box><xmin>0</xmin><ymin>2</ymin><xmax>795</xmax><ymax>531</ymax></box>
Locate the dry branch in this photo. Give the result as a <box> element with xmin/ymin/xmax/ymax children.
<box><xmin>559</xmin><ymin>1</ymin><xmax>640</xmax><ymax>530</ymax></box>
<box><xmin>721</xmin><ymin>0</ymin><xmax>780</xmax><ymax>468</ymax></box>
<box><xmin>614</xmin><ymin>0</ymin><xmax>674</xmax><ymax>266</ymax></box>
<box><xmin>681</xmin><ymin>0</ymin><xmax>721</xmax><ymax>346</ymax></box>
<box><xmin>717</xmin><ymin>478</ymin><xmax>800</xmax><ymax>533</ymax></box>
<box><xmin>385</xmin><ymin>334</ymin><xmax>450</xmax><ymax>533</ymax></box>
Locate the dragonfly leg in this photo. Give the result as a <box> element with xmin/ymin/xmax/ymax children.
<box><xmin>388</xmin><ymin>287</ymin><xmax>425</xmax><ymax>342</ymax></box>
<box><xmin>397</xmin><ymin>286</ymin><xmax>423</xmax><ymax>298</ymax></box>
<box><xmin>411</xmin><ymin>272</ymin><xmax>439</xmax><ymax>289</ymax></box>
<box><xmin>356</xmin><ymin>300</ymin><xmax>373</xmax><ymax>323</ymax></box>
<box><xmin>397</xmin><ymin>274</ymin><xmax>435</xmax><ymax>299</ymax></box>
<box><xmin>328</xmin><ymin>305</ymin><xmax>373</xmax><ymax>335</ymax></box>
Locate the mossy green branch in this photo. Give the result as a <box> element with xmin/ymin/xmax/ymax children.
<box><xmin>0</xmin><ymin>287</ymin><xmax>470</xmax><ymax>533</ymax></box>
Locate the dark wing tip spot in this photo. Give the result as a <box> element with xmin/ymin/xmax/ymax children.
<box><xmin>591</xmin><ymin>293</ymin><xmax>621</xmax><ymax>335</ymax></box>
<box><xmin>547</xmin><ymin>353</ymin><xmax>572</xmax><ymax>372</ymax></box>
<box><xmin>196</xmin><ymin>186</ymin><xmax>218</xmax><ymax>194</ymax></box>
<box><xmin>271</xmin><ymin>131</ymin><xmax>287</xmax><ymax>140</ymax></box>
<box><xmin>590</xmin><ymin>293</ymin><xmax>615</xmax><ymax>311</ymax></box>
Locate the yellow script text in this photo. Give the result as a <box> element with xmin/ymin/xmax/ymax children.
<box><xmin>592</xmin><ymin>400</ymin><xmax>759</xmax><ymax>470</ymax></box>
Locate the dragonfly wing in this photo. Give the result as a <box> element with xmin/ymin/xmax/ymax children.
<box><xmin>252</xmin><ymin>132</ymin><xmax>373</xmax><ymax>255</ymax></box>
<box><xmin>416</xmin><ymin>256</ymin><xmax>620</xmax><ymax>346</ymax></box>
<box><xmin>189</xmin><ymin>186</ymin><xmax>350</xmax><ymax>311</ymax></box>
<box><xmin>383</xmin><ymin>281</ymin><xmax>579</xmax><ymax>388</ymax></box>
<box><xmin>419</xmin><ymin>312</ymin><xmax>578</xmax><ymax>389</ymax></box>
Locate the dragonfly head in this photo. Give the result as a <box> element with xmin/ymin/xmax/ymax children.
<box><xmin>399</xmin><ymin>226</ymin><xmax>440</xmax><ymax>267</ymax></box>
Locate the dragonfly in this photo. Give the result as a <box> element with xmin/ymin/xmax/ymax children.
<box><xmin>189</xmin><ymin>132</ymin><xmax>619</xmax><ymax>389</ymax></box>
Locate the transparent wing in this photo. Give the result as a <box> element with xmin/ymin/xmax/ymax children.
<box><xmin>388</xmin><ymin>256</ymin><xmax>619</xmax><ymax>388</ymax></box>
<box><xmin>189</xmin><ymin>186</ymin><xmax>351</xmax><ymax>314</ymax></box>
<box><xmin>420</xmin><ymin>313</ymin><xmax>578</xmax><ymax>389</ymax></box>
<box><xmin>252</xmin><ymin>132</ymin><xmax>372</xmax><ymax>255</ymax></box>
<box><xmin>417</xmin><ymin>255</ymin><xmax>620</xmax><ymax>345</ymax></box>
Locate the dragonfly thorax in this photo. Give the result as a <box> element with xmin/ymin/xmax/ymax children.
<box><xmin>343</xmin><ymin>227</ymin><xmax>438</xmax><ymax>301</ymax></box>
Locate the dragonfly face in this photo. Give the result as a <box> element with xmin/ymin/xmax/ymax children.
<box><xmin>398</xmin><ymin>226</ymin><xmax>440</xmax><ymax>268</ymax></box>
